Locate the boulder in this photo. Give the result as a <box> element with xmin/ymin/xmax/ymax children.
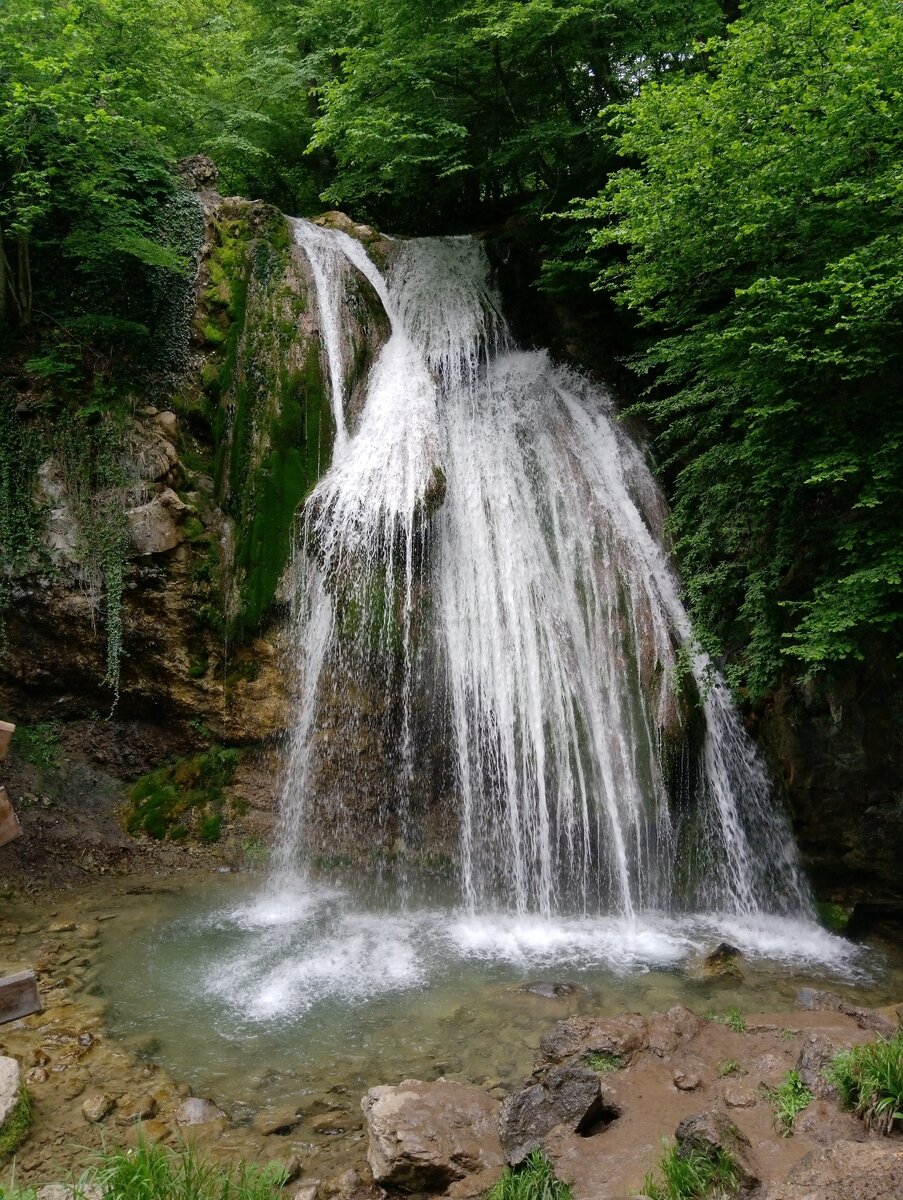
<box><xmin>674</xmin><ymin>1110</ymin><xmax>759</xmax><ymax>1193</ymax></box>
<box><xmin>672</xmin><ymin>1061</ymin><xmax>705</xmax><ymax>1092</ymax></box>
<box><xmin>794</xmin><ymin>1100</ymin><xmax>867</xmax><ymax>1147</ymax></box>
<box><xmin>126</xmin><ymin>487</ymin><xmax>187</xmax><ymax>556</ymax></box>
<box><xmin>499</xmin><ymin>1066</ymin><xmax>621</xmax><ymax>1165</ymax></box>
<box><xmin>362</xmin><ymin>1079</ymin><xmax>504</xmax><ymax>1190</ymax></box>
<box><xmin>0</xmin><ymin>1056</ymin><xmax>22</xmax><ymax>1127</ymax></box>
<box><xmin>765</xmin><ymin>1140</ymin><xmax>903</xmax><ymax>1200</ymax></box>
<box><xmin>703</xmin><ymin>943</ymin><xmax>744</xmax><ymax>980</ymax></box>
<box><xmin>536</xmin><ymin>1013</ymin><xmax>647</xmax><ymax>1069</ymax></box>
<box><xmin>795</xmin><ymin>989</ymin><xmax>896</xmax><ymax>1036</ymax></box>
<box><xmin>115</xmin><ymin>1094</ymin><xmax>158</xmax><ymax>1125</ymax></box>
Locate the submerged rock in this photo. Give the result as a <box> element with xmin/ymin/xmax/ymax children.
<box><xmin>362</xmin><ymin>1079</ymin><xmax>504</xmax><ymax>1190</ymax></box>
<box><xmin>176</xmin><ymin>1097</ymin><xmax>225</xmax><ymax>1126</ymax></box>
<box><xmin>499</xmin><ymin>1065</ymin><xmax>621</xmax><ymax>1165</ymax></box>
<box><xmin>702</xmin><ymin>942</ymin><xmax>744</xmax><ymax>980</ymax></box>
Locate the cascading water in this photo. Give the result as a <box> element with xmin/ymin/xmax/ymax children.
<box><xmin>275</xmin><ymin>219</ymin><xmax>812</xmax><ymax>923</ymax></box>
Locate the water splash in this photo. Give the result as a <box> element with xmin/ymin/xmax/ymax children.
<box><xmin>276</xmin><ymin>219</ymin><xmax>812</xmax><ymax>921</ymax></box>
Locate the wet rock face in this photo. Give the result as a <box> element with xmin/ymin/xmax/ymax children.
<box><xmin>758</xmin><ymin>666</ymin><xmax>903</xmax><ymax>903</ymax></box>
<box><xmin>361</xmin><ymin>1079</ymin><xmax>504</xmax><ymax>1190</ymax></box>
<box><xmin>499</xmin><ymin>1066</ymin><xmax>621</xmax><ymax>1165</ymax></box>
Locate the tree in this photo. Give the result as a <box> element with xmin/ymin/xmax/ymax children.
<box><xmin>577</xmin><ymin>0</ymin><xmax>903</xmax><ymax>696</ymax></box>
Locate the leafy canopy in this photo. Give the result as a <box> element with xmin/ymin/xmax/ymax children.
<box><xmin>578</xmin><ymin>0</ymin><xmax>903</xmax><ymax>695</ymax></box>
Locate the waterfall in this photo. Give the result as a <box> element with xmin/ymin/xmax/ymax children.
<box><xmin>274</xmin><ymin>219</ymin><xmax>812</xmax><ymax>921</ymax></box>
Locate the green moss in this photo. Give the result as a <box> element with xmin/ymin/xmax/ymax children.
<box><xmin>127</xmin><ymin>746</ymin><xmax>240</xmax><ymax>842</ymax></box>
<box><xmin>0</xmin><ymin>1086</ymin><xmax>32</xmax><ymax>1160</ymax></box>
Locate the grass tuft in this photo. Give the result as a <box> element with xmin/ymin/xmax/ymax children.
<box><xmin>585</xmin><ymin>1051</ymin><xmax>622</xmax><ymax>1073</ymax></box>
<box><xmin>485</xmin><ymin>1151</ymin><xmax>572</xmax><ymax>1200</ymax></box>
<box><xmin>763</xmin><ymin>1069</ymin><xmax>812</xmax><ymax>1136</ymax></box>
<box><xmin>826</xmin><ymin>1029</ymin><xmax>903</xmax><ymax>1135</ymax></box>
<box><xmin>642</xmin><ymin>1140</ymin><xmax>741</xmax><ymax>1200</ymax></box>
<box><xmin>89</xmin><ymin>1140</ymin><xmax>287</xmax><ymax>1200</ymax></box>
<box><xmin>716</xmin><ymin>1060</ymin><xmax>744</xmax><ymax>1078</ymax></box>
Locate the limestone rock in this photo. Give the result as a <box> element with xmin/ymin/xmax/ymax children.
<box><xmin>765</xmin><ymin>1140</ymin><xmax>903</xmax><ymax>1200</ymax></box>
<box><xmin>703</xmin><ymin>943</ymin><xmax>744</xmax><ymax>980</ymax></box>
<box><xmin>536</xmin><ymin>1013</ymin><xmax>647</xmax><ymax>1069</ymax></box>
<box><xmin>133</xmin><ymin>432</ymin><xmax>179</xmax><ymax>483</ymax></box>
<box><xmin>177</xmin><ymin>155</ymin><xmax>219</xmax><ymax>191</ymax></box>
<box><xmin>722</xmin><ymin>1084</ymin><xmax>758</xmax><ymax>1109</ymax></box>
<box><xmin>499</xmin><ymin>1066</ymin><xmax>620</xmax><ymax>1165</ymax></box>
<box><xmin>116</xmin><ymin>1093</ymin><xmax>158</xmax><ymax>1124</ymax></box>
<box><xmin>0</xmin><ymin>1056</ymin><xmax>22</xmax><ymax>1127</ymax></box>
<box><xmin>647</xmin><ymin>1005</ymin><xmax>705</xmax><ymax>1058</ymax></box>
<box><xmin>674</xmin><ymin>1110</ymin><xmax>759</xmax><ymax>1192</ymax></box>
<box><xmin>673</xmin><ymin>1058</ymin><xmax>706</xmax><ymax>1091</ymax></box>
<box><xmin>795</xmin><ymin>989</ymin><xmax>896</xmax><ymax>1036</ymax></box>
<box><xmin>362</xmin><ymin>1079</ymin><xmax>504</xmax><ymax>1190</ymax></box>
<box><xmin>176</xmin><ymin>1097</ymin><xmax>225</xmax><ymax>1126</ymax></box>
<box><xmin>37</xmin><ymin>1186</ymin><xmax>102</xmax><ymax>1200</ymax></box>
<box><xmin>796</xmin><ymin>1034</ymin><xmax>841</xmax><ymax>1100</ymax></box>
<box><xmin>126</xmin><ymin>488</ymin><xmax>187</xmax><ymax>556</ymax></box>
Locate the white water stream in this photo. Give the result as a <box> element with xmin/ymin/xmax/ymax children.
<box><xmin>272</xmin><ymin>220</ymin><xmax>812</xmax><ymax>926</ymax></box>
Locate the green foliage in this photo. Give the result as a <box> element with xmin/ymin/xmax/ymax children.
<box><xmin>0</xmin><ymin>395</ymin><xmax>47</xmax><ymax>634</ymax></box>
<box><xmin>585</xmin><ymin>1051</ymin><xmax>622</xmax><ymax>1073</ymax></box>
<box><xmin>642</xmin><ymin>1140</ymin><xmax>740</xmax><ymax>1200</ymax></box>
<box><xmin>10</xmin><ymin>722</ymin><xmax>61</xmax><ymax>771</ymax></box>
<box><xmin>300</xmin><ymin>0</ymin><xmax>723</xmax><ymax>233</ymax></box>
<box><xmin>764</xmin><ymin>1069</ymin><xmax>812</xmax><ymax>1137</ymax></box>
<box><xmin>485</xmin><ymin>1151</ymin><xmax>572</xmax><ymax>1200</ymax></box>
<box><xmin>127</xmin><ymin>746</ymin><xmax>240</xmax><ymax>842</ymax></box>
<box><xmin>55</xmin><ymin>412</ymin><xmax>132</xmax><ymax>704</ymax></box>
<box><xmin>88</xmin><ymin>1139</ymin><xmax>287</xmax><ymax>1200</ymax></box>
<box><xmin>827</xmin><ymin>1029</ymin><xmax>903</xmax><ymax>1135</ymax></box>
<box><xmin>0</xmin><ymin>1087</ymin><xmax>31</xmax><ymax>1160</ymax></box>
<box><xmin>578</xmin><ymin>0</ymin><xmax>903</xmax><ymax>696</ymax></box>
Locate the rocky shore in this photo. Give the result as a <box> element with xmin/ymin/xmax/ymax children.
<box><xmin>1</xmin><ymin>876</ymin><xmax>901</xmax><ymax>1200</ymax></box>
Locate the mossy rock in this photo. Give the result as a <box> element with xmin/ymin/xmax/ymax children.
<box><xmin>0</xmin><ymin>1086</ymin><xmax>31</xmax><ymax>1160</ymax></box>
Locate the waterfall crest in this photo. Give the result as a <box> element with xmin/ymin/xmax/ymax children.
<box><xmin>275</xmin><ymin>219</ymin><xmax>812</xmax><ymax>921</ymax></box>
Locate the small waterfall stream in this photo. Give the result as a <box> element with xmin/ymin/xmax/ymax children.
<box><xmin>275</xmin><ymin>219</ymin><xmax>811</xmax><ymax>922</ymax></box>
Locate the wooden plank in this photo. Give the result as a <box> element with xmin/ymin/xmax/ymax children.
<box><xmin>0</xmin><ymin>787</ymin><xmax>22</xmax><ymax>848</ymax></box>
<box><xmin>0</xmin><ymin>720</ymin><xmax>13</xmax><ymax>762</ymax></box>
<box><xmin>0</xmin><ymin>970</ymin><xmax>42</xmax><ymax>1025</ymax></box>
